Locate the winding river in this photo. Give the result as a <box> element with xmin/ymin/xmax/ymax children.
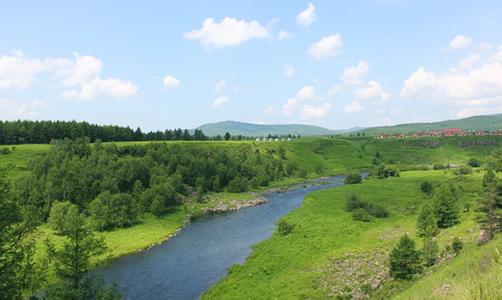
<box><xmin>101</xmin><ymin>176</ymin><xmax>346</xmax><ymax>300</ymax></box>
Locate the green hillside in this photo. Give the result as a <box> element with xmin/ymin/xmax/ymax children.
<box><xmin>196</xmin><ymin>120</ymin><xmax>336</xmax><ymax>137</ymax></box>
<box><xmin>359</xmin><ymin>114</ymin><xmax>502</xmax><ymax>135</ymax></box>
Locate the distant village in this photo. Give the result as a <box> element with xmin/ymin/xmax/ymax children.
<box><xmin>377</xmin><ymin>128</ymin><xmax>502</xmax><ymax>139</ymax></box>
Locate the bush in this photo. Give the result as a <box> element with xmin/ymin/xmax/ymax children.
<box><xmin>451</xmin><ymin>238</ymin><xmax>463</xmax><ymax>255</ymax></box>
<box><xmin>420</xmin><ymin>181</ymin><xmax>434</xmax><ymax>195</ymax></box>
<box><xmin>389</xmin><ymin>235</ymin><xmax>422</xmax><ymax>280</ymax></box>
<box><xmin>0</xmin><ymin>147</ymin><xmax>10</xmax><ymax>155</ymax></box>
<box><xmin>367</xmin><ymin>204</ymin><xmax>389</xmax><ymax>218</ymax></box>
<box><xmin>344</xmin><ymin>173</ymin><xmax>362</xmax><ymax>184</ymax></box>
<box><xmin>352</xmin><ymin>208</ymin><xmax>373</xmax><ymax>222</ymax></box>
<box><xmin>227</xmin><ymin>176</ymin><xmax>249</xmax><ymax>192</ymax></box>
<box><xmin>277</xmin><ymin>220</ymin><xmax>294</xmax><ymax>235</ymax></box>
<box><xmin>48</xmin><ymin>201</ymin><xmax>80</xmax><ymax>235</ymax></box>
<box><xmin>345</xmin><ymin>194</ymin><xmax>365</xmax><ymax>211</ymax></box>
<box><xmin>433</xmin><ymin>164</ymin><xmax>447</xmax><ymax>170</ymax></box>
<box><xmin>454</xmin><ymin>166</ymin><xmax>472</xmax><ymax>175</ymax></box>
<box><xmin>370</xmin><ymin>164</ymin><xmax>399</xmax><ymax>179</ymax></box>
<box><xmin>467</xmin><ymin>158</ymin><xmax>482</xmax><ymax>168</ymax></box>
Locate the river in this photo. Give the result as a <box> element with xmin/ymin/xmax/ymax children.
<box><xmin>101</xmin><ymin>176</ymin><xmax>346</xmax><ymax>299</ymax></box>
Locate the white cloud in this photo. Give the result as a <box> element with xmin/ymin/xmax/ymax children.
<box><xmin>17</xmin><ymin>99</ymin><xmax>46</xmax><ymax>119</ymax></box>
<box><xmin>284</xmin><ymin>65</ymin><xmax>295</xmax><ymax>77</ymax></box>
<box><xmin>282</xmin><ymin>97</ymin><xmax>299</xmax><ymax>115</ymax></box>
<box><xmin>215</xmin><ymin>79</ymin><xmax>226</xmax><ymax>92</ymax></box>
<box><xmin>278</xmin><ymin>31</ymin><xmax>293</xmax><ymax>40</ymax></box>
<box><xmin>327</xmin><ymin>85</ymin><xmax>342</xmax><ymax>97</ymax></box>
<box><xmin>400</xmin><ymin>67</ymin><xmax>438</xmax><ymax>98</ymax></box>
<box><xmin>297</xmin><ymin>3</ymin><xmax>316</xmax><ymax>27</ymax></box>
<box><xmin>344</xmin><ymin>101</ymin><xmax>363</xmax><ymax>113</ymax></box>
<box><xmin>449</xmin><ymin>34</ymin><xmax>472</xmax><ymax>50</ymax></box>
<box><xmin>212</xmin><ymin>95</ymin><xmax>229</xmax><ymax>108</ymax></box>
<box><xmin>301</xmin><ymin>102</ymin><xmax>331</xmax><ymax>119</ymax></box>
<box><xmin>0</xmin><ymin>98</ymin><xmax>46</xmax><ymax>120</ymax></box>
<box><xmin>492</xmin><ymin>45</ymin><xmax>502</xmax><ymax>62</ymax></box>
<box><xmin>355</xmin><ymin>80</ymin><xmax>391</xmax><ymax>103</ymax></box>
<box><xmin>62</xmin><ymin>53</ymin><xmax>102</xmax><ymax>86</ymax></box>
<box><xmin>457</xmin><ymin>54</ymin><xmax>480</xmax><ymax>70</ymax></box>
<box><xmin>296</xmin><ymin>85</ymin><xmax>317</xmax><ymax>101</ymax></box>
<box><xmin>479</xmin><ymin>43</ymin><xmax>493</xmax><ymax>51</ymax></box>
<box><xmin>456</xmin><ymin>105</ymin><xmax>502</xmax><ymax>118</ymax></box>
<box><xmin>341</xmin><ymin>61</ymin><xmax>369</xmax><ymax>85</ymax></box>
<box><xmin>163</xmin><ymin>75</ymin><xmax>180</xmax><ymax>90</ymax></box>
<box><xmin>62</xmin><ymin>78</ymin><xmax>138</xmax><ymax>100</ymax></box>
<box><xmin>183</xmin><ymin>17</ymin><xmax>269</xmax><ymax>48</ymax></box>
<box><xmin>308</xmin><ymin>34</ymin><xmax>343</xmax><ymax>60</ymax></box>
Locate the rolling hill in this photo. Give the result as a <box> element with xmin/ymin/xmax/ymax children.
<box><xmin>358</xmin><ymin>114</ymin><xmax>502</xmax><ymax>135</ymax></box>
<box><xmin>196</xmin><ymin>121</ymin><xmax>338</xmax><ymax>137</ymax></box>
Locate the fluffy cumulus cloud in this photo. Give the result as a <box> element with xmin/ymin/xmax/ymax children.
<box><xmin>163</xmin><ymin>75</ymin><xmax>180</xmax><ymax>90</ymax></box>
<box><xmin>0</xmin><ymin>50</ymin><xmax>138</xmax><ymax>100</ymax></box>
<box><xmin>457</xmin><ymin>54</ymin><xmax>480</xmax><ymax>70</ymax></box>
<box><xmin>301</xmin><ymin>102</ymin><xmax>331</xmax><ymax>119</ymax></box>
<box><xmin>296</xmin><ymin>85</ymin><xmax>317</xmax><ymax>101</ymax></box>
<box><xmin>296</xmin><ymin>3</ymin><xmax>316</xmax><ymax>27</ymax></box>
<box><xmin>281</xmin><ymin>97</ymin><xmax>299</xmax><ymax>115</ymax></box>
<box><xmin>355</xmin><ymin>80</ymin><xmax>390</xmax><ymax>103</ymax></box>
<box><xmin>308</xmin><ymin>34</ymin><xmax>343</xmax><ymax>60</ymax></box>
<box><xmin>183</xmin><ymin>17</ymin><xmax>269</xmax><ymax>48</ymax></box>
<box><xmin>401</xmin><ymin>46</ymin><xmax>502</xmax><ymax>117</ymax></box>
<box><xmin>284</xmin><ymin>64</ymin><xmax>295</xmax><ymax>77</ymax></box>
<box><xmin>449</xmin><ymin>34</ymin><xmax>472</xmax><ymax>50</ymax></box>
<box><xmin>212</xmin><ymin>95</ymin><xmax>229</xmax><ymax>108</ymax></box>
<box><xmin>344</xmin><ymin>100</ymin><xmax>363</xmax><ymax>113</ymax></box>
<box><xmin>61</xmin><ymin>78</ymin><xmax>138</xmax><ymax>100</ymax></box>
<box><xmin>0</xmin><ymin>98</ymin><xmax>46</xmax><ymax>120</ymax></box>
<box><xmin>341</xmin><ymin>61</ymin><xmax>369</xmax><ymax>85</ymax></box>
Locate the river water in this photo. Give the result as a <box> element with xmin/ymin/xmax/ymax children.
<box><xmin>101</xmin><ymin>176</ymin><xmax>346</xmax><ymax>299</ymax></box>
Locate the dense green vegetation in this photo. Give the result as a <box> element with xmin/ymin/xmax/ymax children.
<box><xmin>1</xmin><ymin>133</ymin><xmax>502</xmax><ymax>298</ymax></box>
<box><xmin>197</xmin><ymin>120</ymin><xmax>336</xmax><ymax>136</ymax></box>
<box><xmin>0</xmin><ymin>120</ymin><xmax>208</xmax><ymax>145</ymax></box>
<box><xmin>357</xmin><ymin>113</ymin><xmax>502</xmax><ymax>135</ymax></box>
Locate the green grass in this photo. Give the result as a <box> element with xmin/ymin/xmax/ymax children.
<box><xmin>203</xmin><ymin>170</ymin><xmax>496</xmax><ymax>299</ymax></box>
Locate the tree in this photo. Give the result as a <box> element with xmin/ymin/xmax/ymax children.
<box><xmin>224</xmin><ymin>132</ymin><xmax>231</xmax><ymax>141</ymax></box>
<box><xmin>416</xmin><ymin>202</ymin><xmax>439</xmax><ymax>238</ymax></box>
<box><xmin>433</xmin><ymin>183</ymin><xmax>460</xmax><ymax>228</ymax></box>
<box><xmin>45</xmin><ymin>210</ymin><xmax>120</xmax><ymax>299</ymax></box>
<box><xmin>482</xmin><ymin>169</ymin><xmax>497</xmax><ymax>187</ymax></box>
<box><xmin>467</xmin><ymin>158</ymin><xmax>482</xmax><ymax>168</ymax></box>
<box><xmin>420</xmin><ymin>181</ymin><xmax>433</xmax><ymax>195</ymax></box>
<box><xmin>0</xmin><ymin>169</ymin><xmax>36</xmax><ymax>299</ymax></box>
<box><xmin>389</xmin><ymin>234</ymin><xmax>422</xmax><ymax>280</ymax></box>
<box><xmin>422</xmin><ymin>237</ymin><xmax>439</xmax><ymax>267</ymax></box>
<box><xmin>477</xmin><ymin>184</ymin><xmax>502</xmax><ymax>242</ymax></box>
<box><xmin>48</xmin><ymin>201</ymin><xmax>80</xmax><ymax>234</ymax></box>
<box><xmin>344</xmin><ymin>173</ymin><xmax>362</xmax><ymax>184</ymax></box>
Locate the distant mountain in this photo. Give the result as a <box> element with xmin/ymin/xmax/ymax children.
<box><xmin>358</xmin><ymin>114</ymin><xmax>502</xmax><ymax>135</ymax></box>
<box><xmin>196</xmin><ymin>121</ymin><xmax>337</xmax><ymax>137</ymax></box>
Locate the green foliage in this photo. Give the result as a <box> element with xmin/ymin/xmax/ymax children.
<box><xmin>224</xmin><ymin>132</ymin><xmax>231</xmax><ymax>141</ymax></box>
<box><xmin>420</xmin><ymin>180</ymin><xmax>433</xmax><ymax>195</ymax></box>
<box><xmin>89</xmin><ymin>192</ymin><xmax>139</xmax><ymax>231</ymax></box>
<box><xmin>277</xmin><ymin>220</ymin><xmax>294</xmax><ymax>235</ymax></box>
<box><xmin>48</xmin><ymin>201</ymin><xmax>80</xmax><ymax>235</ymax></box>
<box><xmin>467</xmin><ymin>158</ymin><xmax>482</xmax><ymax>167</ymax></box>
<box><xmin>370</xmin><ymin>164</ymin><xmax>400</xmax><ymax>179</ymax></box>
<box><xmin>344</xmin><ymin>173</ymin><xmax>362</xmax><ymax>184</ymax></box>
<box><xmin>433</xmin><ymin>183</ymin><xmax>460</xmax><ymax>228</ymax></box>
<box><xmin>0</xmin><ymin>169</ymin><xmax>36</xmax><ymax>299</ymax></box>
<box><xmin>389</xmin><ymin>234</ymin><xmax>422</xmax><ymax>280</ymax></box>
<box><xmin>476</xmin><ymin>184</ymin><xmax>502</xmax><ymax>241</ymax></box>
<box><xmin>454</xmin><ymin>166</ymin><xmax>472</xmax><ymax>175</ymax></box>
<box><xmin>1</xmin><ymin>147</ymin><xmax>10</xmax><ymax>154</ymax></box>
<box><xmin>451</xmin><ymin>238</ymin><xmax>463</xmax><ymax>255</ymax></box>
<box><xmin>416</xmin><ymin>201</ymin><xmax>439</xmax><ymax>238</ymax></box>
<box><xmin>227</xmin><ymin>176</ymin><xmax>249</xmax><ymax>193</ymax></box>
<box><xmin>432</xmin><ymin>163</ymin><xmax>447</xmax><ymax>170</ymax></box>
<box><xmin>482</xmin><ymin>169</ymin><xmax>497</xmax><ymax>187</ymax></box>
<box><xmin>345</xmin><ymin>194</ymin><xmax>389</xmax><ymax>221</ymax></box>
<box><xmin>45</xmin><ymin>210</ymin><xmax>120</xmax><ymax>299</ymax></box>
<box><xmin>422</xmin><ymin>237</ymin><xmax>439</xmax><ymax>267</ymax></box>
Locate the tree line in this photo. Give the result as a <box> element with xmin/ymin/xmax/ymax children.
<box><xmin>0</xmin><ymin>120</ymin><xmax>209</xmax><ymax>144</ymax></box>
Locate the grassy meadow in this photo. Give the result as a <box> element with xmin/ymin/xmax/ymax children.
<box><xmin>2</xmin><ymin>135</ymin><xmax>501</xmax><ymax>298</ymax></box>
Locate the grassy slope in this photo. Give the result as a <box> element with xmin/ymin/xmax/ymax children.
<box><xmin>358</xmin><ymin>114</ymin><xmax>502</xmax><ymax>135</ymax></box>
<box><xmin>203</xmin><ymin>170</ymin><xmax>498</xmax><ymax>299</ymax></box>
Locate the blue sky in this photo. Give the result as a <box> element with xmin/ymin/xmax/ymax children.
<box><xmin>1</xmin><ymin>0</ymin><xmax>502</xmax><ymax>131</ymax></box>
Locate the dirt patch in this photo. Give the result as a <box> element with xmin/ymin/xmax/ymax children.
<box><xmin>317</xmin><ymin>248</ymin><xmax>390</xmax><ymax>299</ymax></box>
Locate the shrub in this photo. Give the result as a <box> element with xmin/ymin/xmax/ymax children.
<box><xmin>389</xmin><ymin>234</ymin><xmax>422</xmax><ymax>280</ymax></box>
<box><xmin>433</xmin><ymin>164</ymin><xmax>447</xmax><ymax>170</ymax></box>
<box><xmin>352</xmin><ymin>208</ymin><xmax>373</xmax><ymax>222</ymax></box>
<box><xmin>451</xmin><ymin>238</ymin><xmax>463</xmax><ymax>255</ymax></box>
<box><xmin>344</xmin><ymin>173</ymin><xmax>362</xmax><ymax>185</ymax></box>
<box><xmin>370</xmin><ymin>164</ymin><xmax>400</xmax><ymax>179</ymax></box>
<box><xmin>345</xmin><ymin>194</ymin><xmax>365</xmax><ymax>211</ymax></box>
<box><xmin>227</xmin><ymin>176</ymin><xmax>249</xmax><ymax>192</ymax></box>
<box><xmin>454</xmin><ymin>166</ymin><xmax>472</xmax><ymax>175</ymax></box>
<box><xmin>277</xmin><ymin>220</ymin><xmax>294</xmax><ymax>235</ymax></box>
<box><xmin>48</xmin><ymin>201</ymin><xmax>80</xmax><ymax>235</ymax></box>
<box><xmin>420</xmin><ymin>181</ymin><xmax>434</xmax><ymax>195</ymax></box>
<box><xmin>0</xmin><ymin>147</ymin><xmax>10</xmax><ymax>155</ymax></box>
<box><xmin>367</xmin><ymin>204</ymin><xmax>389</xmax><ymax>218</ymax></box>
<box><xmin>467</xmin><ymin>158</ymin><xmax>482</xmax><ymax>168</ymax></box>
